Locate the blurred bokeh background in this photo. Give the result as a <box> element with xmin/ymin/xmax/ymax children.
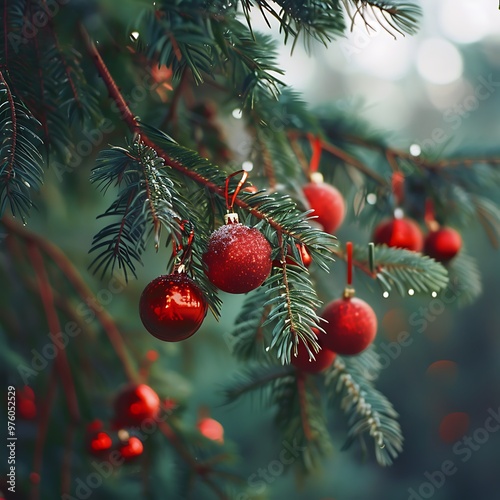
<box><xmin>3</xmin><ymin>1</ymin><xmax>500</xmax><ymax>499</ymax></box>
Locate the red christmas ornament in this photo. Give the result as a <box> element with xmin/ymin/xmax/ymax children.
<box><xmin>321</xmin><ymin>294</ymin><xmax>377</xmax><ymax>355</ymax></box>
<box><xmin>113</xmin><ymin>384</ymin><xmax>160</xmax><ymax>428</ymax></box>
<box><xmin>16</xmin><ymin>386</ymin><xmax>37</xmax><ymax>420</ymax></box>
<box><xmin>273</xmin><ymin>244</ymin><xmax>312</xmax><ymax>268</ymax></box>
<box><xmin>291</xmin><ymin>329</ymin><xmax>336</xmax><ymax>373</ymax></box>
<box><xmin>373</xmin><ymin>217</ymin><xmax>423</xmax><ymax>251</ymax></box>
<box><xmin>424</xmin><ymin>227</ymin><xmax>462</xmax><ymax>262</ymax></box>
<box><xmin>303</xmin><ymin>180</ymin><xmax>345</xmax><ymax>234</ymax></box>
<box><xmin>119</xmin><ymin>436</ymin><xmax>144</xmax><ymax>461</ymax></box>
<box><xmin>86</xmin><ymin>420</ymin><xmax>113</xmax><ymax>457</ymax></box>
<box><xmin>139</xmin><ymin>272</ymin><xmax>207</xmax><ymax>342</ymax></box>
<box><xmin>197</xmin><ymin>417</ymin><xmax>224</xmax><ymax>444</ymax></box>
<box><xmin>203</xmin><ymin>220</ymin><xmax>272</xmax><ymax>294</ymax></box>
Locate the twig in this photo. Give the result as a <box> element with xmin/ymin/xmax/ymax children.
<box><xmin>30</xmin><ymin>367</ymin><xmax>58</xmax><ymax>500</ymax></box>
<box><xmin>27</xmin><ymin>243</ymin><xmax>81</xmax><ymax>423</ymax></box>
<box><xmin>80</xmin><ymin>26</ymin><xmax>312</xmax><ymax>239</ymax></box>
<box><xmin>2</xmin><ymin>217</ymin><xmax>138</xmax><ymax>383</ymax></box>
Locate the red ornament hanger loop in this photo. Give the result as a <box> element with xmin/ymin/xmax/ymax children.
<box><xmin>307</xmin><ymin>134</ymin><xmax>323</xmax><ymax>175</ymax></box>
<box><xmin>344</xmin><ymin>241</ymin><xmax>355</xmax><ymax>298</ymax></box>
<box><xmin>391</xmin><ymin>171</ymin><xmax>405</xmax><ymax>208</ymax></box>
<box><xmin>424</xmin><ymin>198</ymin><xmax>440</xmax><ymax>231</ymax></box>
<box><xmin>224</xmin><ymin>170</ymin><xmax>248</xmax><ymax>220</ymax></box>
<box><xmin>172</xmin><ymin>219</ymin><xmax>195</xmax><ymax>272</ymax></box>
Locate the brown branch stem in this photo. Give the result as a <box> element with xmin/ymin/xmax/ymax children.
<box><xmin>2</xmin><ymin>217</ymin><xmax>138</xmax><ymax>383</ymax></box>
<box><xmin>27</xmin><ymin>243</ymin><xmax>81</xmax><ymax>423</ymax></box>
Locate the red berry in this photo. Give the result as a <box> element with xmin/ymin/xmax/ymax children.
<box><xmin>113</xmin><ymin>384</ymin><xmax>160</xmax><ymax>428</ymax></box>
<box><xmin>321</xmin><ymin>297</ymin><xmax>377</xmax><ymax>355</ymax></box>
<box><xmin>203</xmin><ymin>223</ymin><xmax>272</xmax><ymax>294</ymax></box>
<box><xmin>303</xmin><ymin>182</ymin><xmax>345</xmax><ymax>234</ymax></box>
<box><xmin>119</xmin><ymin>436</ymin><xmax>144</xmax><ymax>461</ymax></box>
<box><xmin>139</xmin><ymin>273</ymin><xmax>207</xmax><ymax>342</ymax></box>
<box><xmin>291</xmin><ymin>329</ymin><xmax>336</xmax><ymax>373</ymax></box>
<box><xmin>197</xmin><ymin>417</ymin><xmax>224</xmax><ymax>444</ymax></box>
<box><xmin>373</xmin><ymin>218</ymin><xmax>423</xmax><ymax>251</ymax></box>
<box><xmin>424</xmin><ymin>227</ymin><xmax>462</xmax><ymax>262</ymax></box>
<box><xmin>16</xmin><ymin>386</ymin><xmax>36</xmax><ymax>420</ymax></box>
<box><xmin>88</xmin><ymin>431</ymin><xmax>113</xmax><ymax>456</ymax></box>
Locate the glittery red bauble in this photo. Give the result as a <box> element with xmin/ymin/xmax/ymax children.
<box><xmin>291</xmin><ymin>329</ymin><xmax>336</xmax><ymax>373</ymax></box>
<box><xmin>139</xmin><ymin>273</ymin><xmax>207</xmax><ymax>342</ymax></box>
<box><xmin>303</xmin><ymin>182</ymin><xmax>345</xmax><ymax>234</ymax></box>
<box><xmin>113</xmin><ymin>384</ymin><xmax>160</xmax><ymax>428</ymax></box>
<box><xmin>424</xmin><ymin>227</ymin><xmax>462</xmax><ymax>262</ymax></box>
<box><xmin>321</xmin><ymin>297</ymin><xmax>377</xmax><ymax>355</ymax></box>
<box><xmin>272</xmin><ymin>244</ymin><xmax>312</xmax><ymax>268</ymax></box>
<box><xmin>373</xmin><ymin>218</ymin><xmax>423</xmax><ymax>251</ymax></box>
<box><xmin>203</xmin><ymin>223</ymin><xmax>272</xmax><ymax>294</ymax></box>
<box><xmin>120</xmin><ymin>436</ymin><xmax>144</xmax><ymax>461</ymax></box>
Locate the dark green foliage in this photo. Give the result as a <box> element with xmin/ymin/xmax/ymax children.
<box><xmin>0</xmin><ymin>73</ymin><xmax>44</xmax><ymax>219</ymax></box>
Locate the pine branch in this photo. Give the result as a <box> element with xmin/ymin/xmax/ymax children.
<box><xmin>344</xmin><ymin>1</ymin><xmax>421</xmax><ymax>38</ymax></box>
<box><xmin>325</xmin><ymin>354</ymin><xmax>403</xmax><ymax>466</ymax></box>
<box><xmin>2</xmin><ymin>216</ymin><xmax>139</xmax><ymax>384</ymax></box>
<box><xmin>334</xmin><ymin>243</ymin><xmax>449</xmax><ymax>295</ymax></box>
<box><xmin>0</xmin><ymin>71</ymin><xmax>44</xmax><ymax>220</ymax></box>
<box><xmin>446</xmin><ymin>251</ymin><xmax>482</xmax><ymax>307</ymax></box>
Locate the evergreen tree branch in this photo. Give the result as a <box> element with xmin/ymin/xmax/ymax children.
<box><xmin>2</xmin><ymin>217</ymin><xmax>139</xmax><ymax>384</ymax></box>
<box><xmin>325</xmin><ymin>355</ymin><xmax>403</xmax><ymax>466</ymax></box>
<box><xmin>0</xmin><ymin>70</ymin><xmax>44</xmax><ymax>219</ymax></box>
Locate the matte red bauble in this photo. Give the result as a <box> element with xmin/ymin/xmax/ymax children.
<box><xmin>373</xmin><ymin>218</ymin><xmax>423</xmax><ymax>251</ymax></box>
<box><xmin>303</xmin><ymin>181</ymin><xmax>345</xmax><ymax>234</ymax></box>
<box><xmin>322</xmin><ymin>297</ymin><xmax>377</xmax><ymax>355</ymax></box>
<box><xmin>113</xmin><ymin>384</ymin><xmax>160</xmax><ymax>428</ymax></box>
<box><xmin>291</xmin><ymin>329</ymin><xmax>336</xmax><ymax>373</ymax></box>
<box><xmin>139</xmin><ymin>273</ymin><xmax>207</xmax><ymax>342</ymax></box>
<box><xmin>424</xmin><ymin>227</ymin><xmax>462</xmax><ymax>262</ymax></box>
<box><xmin>120</xmin><ymin>436</ymin><xmax>144</xmax><ymax>461</ymax></box>
<box><xmin>203</xmin><ymin>223</ymin><xmax>272</xmax><ymax>294</ymax></box>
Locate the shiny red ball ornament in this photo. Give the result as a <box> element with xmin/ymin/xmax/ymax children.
<box><xmin>291</xmin><ymin>329</ymin><xmax>336</xmax><ymax>373</ymax></box>
<box><xmin>303</xmin><ymin>181</ymin><xmax>345</xmax><ymax>234</ymax></box>
<box><xmin>373</xmin><ymin>218</ymin><xmax>423</xmax><ymax>251</ymax></box>
<box><xmin>424</xmin><ymin>227</ymin><xmax>462</xmax><ymax>262</ymax></box>
<box><xmin>119</xmin><ymin>436</ymin><xmax>144</xmax><ymax>461</ymax></box>
<box><xmin>203</xmin><ymin>222</ymin><xmax>272</xmax><ymax>294</ymax></box>
<box><xmin>322</xmin><ymin>296</ymin><xmax>377</xmax><ymax>355</ymax></box>
<box><xmin>113</xmin><ymin>384</ymin><xmax>160</xmax><ymax>428</ymax></box>
<box><xmin>139</xmin><ymin>273</ymin><xmax>207</xmax><ymax>342</ymax></box>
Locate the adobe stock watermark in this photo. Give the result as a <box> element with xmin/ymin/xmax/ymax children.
<box><xmin>8</xmin><ymin>0</ymin><xmax>70</xmax><ymax>54</ymax></box>
<box><xmin>61</xmin><ymin>404</ymin><xmax>178</xmax><ymax>500</ymax></box>
<box><xmin>407</xmin><ymin>406</ymin><xmax>500</xmax><ymax>499</ymax></box>
<box><xmin>16</xmin><ymin>273</ymin><xmax>126</xmax><ymax>384</ymax></box>
<box><xmin>235</xmin><ymin>437</ymin><xmax>307</xmax><ymax>500</ymax></box>
<box><xmin>415</xmin><ymin>74</ymin><xmax>500</xmax><ymax>154</ymax></box>
<box><xmin>366</xmin><ymin>280</ymin><xmax>466</xmax><ymax>379</ymax></box>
